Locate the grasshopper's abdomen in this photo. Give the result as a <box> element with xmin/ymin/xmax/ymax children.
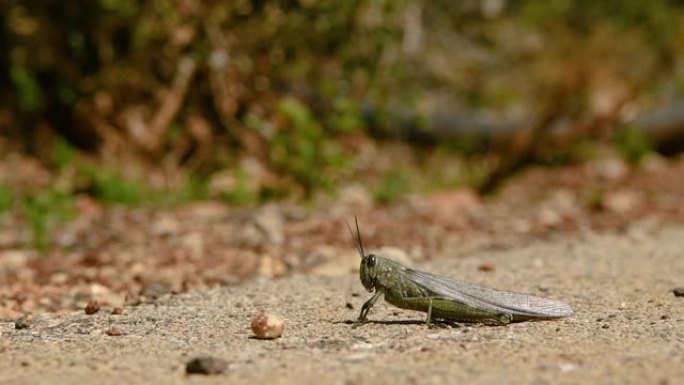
<box><xmin>383</xmin><ymin>287</ymin><xmax>513</xmax><ymax>324</ymax></box>
<box><xmin>376</xmin><ymin>259</ymin><xmax>517</xmax><ymax>324</ymax></box>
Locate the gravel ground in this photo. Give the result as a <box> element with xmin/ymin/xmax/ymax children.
<box><xmin>1</xmin><ymin>224</ymin><xmax>683</xmax><ymax>385</ymax></box>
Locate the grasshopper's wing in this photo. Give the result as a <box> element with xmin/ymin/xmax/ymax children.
<box><xmin>404</xmin><ymin>268</ymin><xmax>573</xmax><ymax>318</ymax></box>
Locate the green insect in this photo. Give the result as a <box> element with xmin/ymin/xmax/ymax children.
<box><xmin>347</xmin><ymin>217</ymin><xmax>574</xmax><ymax>327</ymax></box>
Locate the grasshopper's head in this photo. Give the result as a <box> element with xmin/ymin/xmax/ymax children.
<box><xmin>346</xmin><ymin>217</ymin><xmax>377</xmax><ymax>293</ymax></box>
<box><xmin>359</xmin><ymin>253</ymin><xmax>378</xmax><ymax>292</ymax></box>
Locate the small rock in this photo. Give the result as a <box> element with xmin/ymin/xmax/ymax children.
<box><xmin>90</xmin><ymin>283</ymin><xmax>125</xmax><ymax>308</ymax></box>
<box><xmin>186</xmin><ymin>356</ymin><xmax>229</xmax><ymax>375</ymax></box>
<box><xmin>338</xmin><ymin>184</ymin><xmax>373</xmax><ymax>210</ymax></box>
<box><xmin>258</xmin><ymin>254</ymin><xmax>288</xmax><ymax>278</ymax></box>
<box><xmin>151</xmin><ymin>214</ymin><xmax>180</xmax><ymax>236</ymax></box>
<box><xmin>307</xmin><ymin>247</ymin><xmax>359</xmax><ymax>277</ymax></box>
<box><xmin>85</xmin><ymin>300</ymin><xmax>100</xmax><ymax>315</ymax></box>
<box><xmin>124</xmin><ymin>292</ymin><xmax>142</xmax><ymax>307</ymax></box>
<box><xmin>672</xmin><ymin>288</ymin><xmax>684</xmax><ymax>297</ymax></box>
<box><xmin>423</xmin><ymin>190</ymin><xmax>481</xmax><ymax>217</ymax></box>
<box><xmin>557</xmin><ymin>362</ymin><xmax>577</xmax><ymax>373</ymax></box>
<box><xmin>538</xmin><ymin>208</ymin><xmax>562</xmax><ymax>228</ymax></box>
<box><xmin>641</xmin><ymin>153</ymin><xmax>667</xmax><ymax>172</ymax></box>
<box><xmin>602</xmin><ymin>190</ymin><xmax>640</xmax><ymax>215</ymax></box>
<box><xmin>180</xmin><ymin>232</ymin><xmax>205</xmax><ymax>259</ymax></box>
<box><xmin>140</xmin><ymin>282</ymin><xmax>172</xmax><ymax>298</ymax></box>
<box><xmin>50</xmin><ymin>273</ymin><xmax>69</xmax><ymax>285</ymax></box>
<box><xmin>0</xmin><ymin>250</ymin><xmax>30</xmax><ymax>270</ymax></box>
<box><xmin>478</xmin><ymin>262</ymin><xmax>496</xmax><ymax>272</ymax></box>
<box><xmin>14</xmin><ymin>317</ymin><xmax>30</xmax><ymax>330</ymax></box>
<box><xmin>587</xmin><ymin>157</ymin><xmax>628</xmax><ymax>181</ymax></box>
<box><xmin>232</xmin><ymin>224</ymin><xmax>264</xmax><ymax>248</ymax></box>
<box><xmin>250</xmin><ymin>311</ymin><xmax>284</xmax><ymax>339</ymax></box>
<box><xmin>106</xmin><ymin>327</ymin><xmax>123</xmax><ymax>336</ymax></box>
<box><xmin>111</xmin><ymin>307</ymin><xmax>123</xmax><ymax>315</ymax></box>
<box><xmin>253</xmin><ymin>207</ymin><xmax>284</xmax><ymax>245</ymax></box>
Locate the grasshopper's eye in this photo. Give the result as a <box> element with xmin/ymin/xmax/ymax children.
<box><xmin>367</xmin><ymin>254</ymin><xmax>376</xmax><ymax>267</ymax></box>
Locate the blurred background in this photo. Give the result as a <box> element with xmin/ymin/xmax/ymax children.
<box><xmin>2</xmin><ymin>1</ymin><xmax>684</xmax><ymax>315</ymax></box>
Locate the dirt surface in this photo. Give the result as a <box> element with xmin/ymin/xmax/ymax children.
<box><xmin>2</xmin><ymin>223</ymin><xmax>682</xmax><ymax>385</ymax></box>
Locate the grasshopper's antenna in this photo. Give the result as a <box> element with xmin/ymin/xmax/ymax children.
<box><xmin>355</xmin><ymin>216</ymin><xmax>366</xmax><ymax>258</ymax></box>
<box><xmin>346</xmin><ymin>216</ymin><xmax>366</xmax><ymax>260</ymax></box>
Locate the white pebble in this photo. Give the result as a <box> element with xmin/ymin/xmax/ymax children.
<box><xmin>250</xmin><ymin>311</ymin><xmax>284</xmax><ymax>339</ymax></box>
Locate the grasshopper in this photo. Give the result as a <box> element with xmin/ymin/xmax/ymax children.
<box><xmin>347</xmin><ymin>217</ymin><xmax>574</xmax><ymax>327</ymax></box>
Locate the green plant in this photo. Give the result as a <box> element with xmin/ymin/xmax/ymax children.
<box><xmin>270</xmin><ymin>98</ymin><xmax>347</xmax><ymax>195</ymax></box>
<box><xmin>615</xmin><ymin>125</ymin><xmax>652</xmax><ymax>163</ymax></box>
<box><xmin>88</xmin><ymin>170</ymin><xmax>146</xmax><ymax>204</ymax></box>
<box><xmin>22</xmin><ymin>189</ymin><xmax>75</xmax><ymax>250</ymax></box>
<box><xmin>10</xmin><ymin>66</ymin><xmax>43</xmax><ymax>111</ymax></box>
<box><xmin>51</xmin><ymin>138</ymin><xmax>77</xmax><ymax>170</ymax></box>
<box><xmin>327</xmin><ymin>96</ymin><xmax>366</xmax><ymax>134</ymax></box>
<box><xmin>221</xmin><ymin>168</ymin><xmax>258</xmax><ymax>206</ymax></box>
<box><xmin>87</xmin><ymin>169</ymin><xmax>208</xmax><ymax>205</ymax></box>
<box><xmin>0</xmin><ymin>186</ymin><xmax>13</xmax><ymax>213</ymax></box>
<box><xmin>585</xmin><ymin>188</ymin><xmax>604</xmax><ymax>211</ymax></box>
<box><xmin>373</xmin><ymin>168</ymin><xmax>411</xmax><ymax>204</ymax></box>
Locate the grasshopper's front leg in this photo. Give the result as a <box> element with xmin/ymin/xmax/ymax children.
<box><xmin>354</xmin><ymin>290</ymin><xmax>383</xmax><ymax>327</ymax></box>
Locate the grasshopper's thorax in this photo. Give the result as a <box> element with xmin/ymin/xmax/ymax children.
<box><xmin>373</xmin><ymin>256</ymin><xmax>434</xmax><ymax>301</ymax></box>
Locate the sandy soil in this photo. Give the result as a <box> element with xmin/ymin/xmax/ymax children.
<box><xmin>1</xmin><ymin>224</ymin><xmax>683</xmax><ymax>385</ymax></box>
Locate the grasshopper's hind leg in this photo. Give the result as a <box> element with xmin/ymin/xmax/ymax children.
<box><xmin>425</xmin><ymin>299</ymin><xmax>462</xmax><ymax>328</ymax></box>
<box><xmin>387</xmin><ymin>296</ymin><xmax>513</xmax><ymax>326</ymax></box>
<box><xmin>425</xmin><ymin>298</ymin><xmax>434</xmax><ymax>328</ymax></box>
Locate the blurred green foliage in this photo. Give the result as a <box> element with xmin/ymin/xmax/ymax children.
<box><xmin>220</xmin><ymin>167</ymin><xmax>259</xmax><ymax>206</ymax></box>
<box><xmin>0</xmin><ymin>186</ymin><xmax>12</xmax><ymax>213</ymax></box>
<box><xmin>615</xmin><ymin>125</ymin><xmax>653</xmax><ymax>163</ymax></box>
<box><xmin>0</xmin><ymin>0</ymin><xmax>683</xmax><ymax>211</ymax></box>
<box><xmin>271</xmin><ymin>98</ymin><xmax>348</xmax><ymax>194</ymax></box>
<box><xmin>51</xmin><ymin>138</ymin><xmax>78</xmax><ymax>170</ymax></box>
<box><xmin>519</xmin><ymin>0</ymin><xmax>677</xmax><ymax>48</ymax></box>
<box><xmin>374</xmin><ymin>168</ymin><xmax>411</xmax><ymax>204</ymax></box>
<box><xmin>585</xmin><ymin>188</ymin><xmax>605</xmax><ymax>212</ymax></box>
<box><xmin>87</xmin><ymin>170</ymin><xmax>147</xmax><ymax>205</ymax></box>
<box><xmin>10</xmin><ymin>66</ymin><xmax>43</xmax><ymax>111</ymax></box>
<box><xmin>22</xmin><ymin>189</ymin><xmax>75</xmax><ymax>250</ymax></box>
<box><xmin>1</xmin><ymin>0</ymin><xmax>684</xmax><ymax>252</ymax></box>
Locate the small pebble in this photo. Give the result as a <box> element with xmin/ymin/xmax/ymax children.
<box><xmin>111</xmin><ymin>307</ymin><xmax>124</xmax><ymax>315</ymax></box>
<box><xmin>345</xmin><ymin>302</ymin><xmax>354</xmax><ymax>310</ymax></box>
<box><xmin>106</xmin><ymin>327</ymin><xmax>123</xmax><ymax>336</ymax></box>
<box><xmin>478</xmin><ymin>262</ymin><xmax>496</xmax><ymax>272</ymax></box>
<box><xmin>85</xmin><ymin>300</ymin><xmax>100</xmax><ymax>315</ymax></box>
<box><xmin>672</xmin><ymin>287</ymin><xmax>684</xmax><ymax>297</ymax></box>
<box><xmin>141</xmin><ymin>282</ymin><xmax>172</xmax><ymax>298</ymax></box>
<box><xmin>250</xmin><ymin>311</ymin><xmax>284</xmax><ymax>339</ymax></box>
<box><xmin>186</xmin><ymin>356</ymin><xmax>228</xmax><ymax>375</ymax></box>
<box><xmin>14</xmin><ymin>318</ymin><xmax>30</xmax><ymax>330</ymax></box>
